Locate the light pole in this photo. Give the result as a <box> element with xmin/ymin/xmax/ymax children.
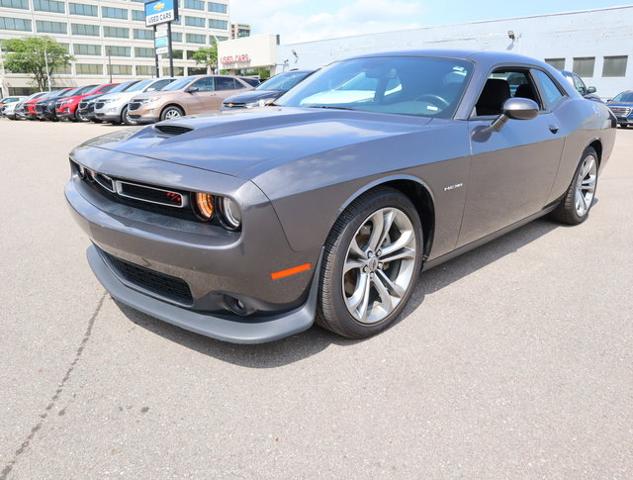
<box><xmin>107</xmin><ymin>47</ymin><xmax>112</xmax><ymax>82</ymax></box>
<box><xmin>43</xmin><ymin>48</ymin><xmax>52</xmax><ymax>91</ymax></box>
<box><xmin>0</xmin><ymin>42</ymin><xmax>7</xmax><ymax>97</ymax></box>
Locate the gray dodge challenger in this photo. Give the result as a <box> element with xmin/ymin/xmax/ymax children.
<box><xmin>66</xmin><ymin>50</ymin><xmax>616</xmax><ymax>344</ymax></box>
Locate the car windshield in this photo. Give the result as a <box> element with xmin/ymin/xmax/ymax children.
<box><xmin>612</xmin><ymin>92</ymin><xmax>633</xmax><ymax>102</ymax></box>
<box><xmin>125</xmin><ymin>79</ymin><xmax>155</xmax><ymax>92</ymax></box>
<box><xmin>277</xmin><ymin>56</ymin><xmax>473</xmax><ymax>118</ymax></box>
<box><xmin>107</xmin><ymin>81</ymin><xmax>137</xmax><ymax>93</ymax></box>
<box><xmin>99</xmin><ymin>84</ymin><xmax>117</xmax><ymax>94</ymax></box>
<box><xmin>162</xmin><ymin>76</ymin><xmax>195</xmax><ymax>91</ymax></box>
<box><xmin>258</xmin><ymin>71</ymin><xmax>311</xmax><ymax>92</ymax></box>
<box><xmin>75</xmin><ymin>85</ymin><xmax>97</xmax><ymax>95</ymax></box>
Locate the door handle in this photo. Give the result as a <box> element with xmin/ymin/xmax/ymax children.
<box><xmin>549</xmin><ymin>125</ymin><xmax>560</xmax><ymax>134</ymax></box>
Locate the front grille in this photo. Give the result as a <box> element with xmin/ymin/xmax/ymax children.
<box><xmin>117</xmin><ymin>181</ymin><xmax>185</xmax><ymax>208</ymax></box>
<box><xmin>104</xmin><ymin>252</ymin><xmax>193</xmax><ymax>305</ymax></box>
<box><xmin>79</xmin><ymin>102</ymin><xmax>87</xmax><ymax>109</ymax></box>
<box><xmin>95</xmin><ymin>102</ymin><xmax>105</xmax><ymax>109</ymax></box>
<box><xmin>609</xmin><ymin>106</ymin><xmax>632</xmax><ymax>118</ymax></box>
<box><xmin>129</xmin><ymin>102</ymin><xmax>142</xmax><ymax>111</ymax></box>
<box><xmin>224</xmin><ymin>103</ymin><xmax>246</xmax><ymax>109</ymax></box>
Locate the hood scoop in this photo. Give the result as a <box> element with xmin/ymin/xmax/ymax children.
<box><xmin>153</xmin><ymin>124</ymin><xmax>193</xmax><ymax>136</ymax></box>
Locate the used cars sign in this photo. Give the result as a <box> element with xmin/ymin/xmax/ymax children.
<box><xmin>145</xmin><ymin>0</ymin><xmax>178</xmax><ymax>27</ymax></box>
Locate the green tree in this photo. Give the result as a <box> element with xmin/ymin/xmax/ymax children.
<box><xmin>191</xmin><ymin>45</ymin><xmax>218</xmax><ymax>74</ymax></box>
<box><xmin>1</xmin><ymin>37</ymin><xmax>73</xmax><ymax>90</ymax></box>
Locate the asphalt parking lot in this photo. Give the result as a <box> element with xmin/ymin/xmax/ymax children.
<box><xmin>1</xmin><ymin>118</ymin><xmax>632</xmax><ymax>479</ymax></box>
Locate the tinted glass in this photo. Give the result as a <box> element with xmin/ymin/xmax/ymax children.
<box><xmin>612</xmin><ymin>92</ymin><xmax>633</xmax><ymax>102</ymax></box>
<box><xmin>75</xmin><ymin>84</ymin><xmax>97</xmax><ymax>95</ymax></box>
<box><xmin>214</xmin><ymin>77</ymin><xmax>236</xmax><ymax>90</ymax></box>
<box><xmin>147</xmin><ymin>79</ymin><xmax>174</xmax><ymax>91</ymax></box>
<box><xmin>108</xmin><ymin>81</ymin><xmax>139</xmax><ymax>93</ymax></box>
<box><xmin>257</xmin><ymin>71</ymin><xmax>311</xmax><ymax>92</ymax></box>
<box><xmin>532</xmin><ymin>70</ymin><xmax>565</xmax><ymax>109</ymax></box>
<box><xmin>192</xmin><ymin>77</ymin><xmax>214</xmax><ymax>91</ymax></box>
<box><xmin>603</xmin><ymin>56</ymin><xmax>628</xmax><ymax>78</ymax></box>
<box><xmin>125</xmin><ymin>79</ymin><xmax>155</xmax><ymax>92</ymax></box>
<box><xmin>278</xmin><ymin>56</ymin><xmax>473</xmax><ymax>118</ymax></box>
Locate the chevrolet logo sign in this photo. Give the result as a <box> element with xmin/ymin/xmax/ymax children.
<box><xmin>153</xmin><ymin>2</ymin><xmax>165</xmax><ymax>11</ymax></box>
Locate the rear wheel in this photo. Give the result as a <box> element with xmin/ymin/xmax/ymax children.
<box><xmin>121</xmin><ymin>105</ymin><xmax>134</xmax><ymax>125</ymax></box>
<box><xmin>317</xmin><ymin>188</ymin><xmax>423</xmax><ymax>339</ymax></box>
<box><xmin>160</xmin><ymin>105</ymin><xmax>184</xmax><ymax>121</ymax></box>
<box><xmin>551</xmin><ymin>147</ymin><xmax>598</xmax><ymax>225</ymax></box>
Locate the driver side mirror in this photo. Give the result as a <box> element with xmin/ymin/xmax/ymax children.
<box><xmin>489</xmin><ymin>97</ymin><xmax>539</xmax><ymax>132</ymax></box>
<box><xmin>186</xmin><ymin>87</ymin><xmax>199</xmax><ymax>94</ymax></box>
<box><xmin>587</xmin><ymin>86</ymin><xmax>597</xmax><ymax>94</ymax></box>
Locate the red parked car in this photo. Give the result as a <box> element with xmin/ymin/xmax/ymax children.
<box><xmin>56</xmin><ymin>84</ymin><xmax>114</xmax><ymax>121</ymax></box>
<box><xmin>24</xmin><ymin>91</ymin><xmax>52</xmax><ymax>120</ymax></box>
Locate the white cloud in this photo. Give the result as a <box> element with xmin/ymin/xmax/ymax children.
<box><xmin>230</xmin><ymin>0</ymin><xmax>426</xmax><ymax>43</ymax></box>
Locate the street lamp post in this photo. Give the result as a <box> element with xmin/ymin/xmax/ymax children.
<box><xmin>107</xmin><ymin>47</ymin><xmax>112</xmax><ymax>83</ymax></box>
<box><xmin>43</xmin><ymin>48</ymin><xmax>52</xmax><ymax>91</ymax></box>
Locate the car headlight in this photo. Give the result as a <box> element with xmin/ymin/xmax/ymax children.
<box><xmin>193</xmin><ymin>193</ymin><xmax>242</xmax><ymax>230</ymax></box>
<box><xmin>218</xmin><ymin>197</ymin><xmax>242</xmax><ymax>230</ymax></box>
<box><xmin>245</xmin><ymin>99</ymin><xmax>272</xmax><ymax>108</ymax></box>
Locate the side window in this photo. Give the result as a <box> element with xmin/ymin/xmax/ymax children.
<box><xmin>532</xmin><ymin>70</ymin><xmax>565</xmax><ymax>110</ymax></box>
<box><xmin>215</xmin><ymin>77</ymin><xmax>237</xmax><ymax>91</ymax></box>
<box><xmin>475</xmin><ymin>68</ymin><xmax>541</xmax><ymax>117</ymax></box>
<box><xmin>192</xmin><ymin>77</ymin><xmax>214</xmax><ymax>92</ymax></box>
<box><xmin>573</xmin><ymin>74</ymin><xmax>587</xmax><ymax>94</ymax></box>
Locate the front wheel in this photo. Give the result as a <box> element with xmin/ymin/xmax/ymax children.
<box><xmin>317</xmin><ymin>188</ymin><xmax>423</xmax><ymax>339</ymax></box>
<box><xmin>122</xmin><ymin>105</ymin><xmax>134</xmax><ymax>125</ymax></box>
<box><xmin>160</xmin><ymin>105</ymin><xmax>184</xmax><ymax>121</ymax></box>
<box><xmin>551</xmin><ymin>147</ymin><xmax>598</xmax><ymax>225</ymax></box>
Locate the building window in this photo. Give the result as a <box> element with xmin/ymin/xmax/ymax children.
<box><xmin>108</xmin><ymin>64</ymin><xmax>133</xmax><ymax>75</ymax></box>
<box><xmin>36</xmin><ymin>20</ymin><xmax>67</xmax><ymax>34</ymax></box>
<box><xmin>69</xmin><ymin>3</ymin><xmax>98</xmax><ymax>16</ymax></box>
<box><xmin>58</xmin><ymin>43</ymin><xmax>69</xmax><ymax>52</ymax></box>
<box><xmin>131</xmin><ymin>10</ymin><xmax>144</xmax><ymax>21</ymax></box>
<box><xmin>107</xmin><ymin>46</ymin><xmax>131</xmax><ymax>57</ymax></box>
<box><xmin>76</xmin><ymin>63</ymin><xmax>102</xmax><ymax>75</ymax></box>
<box><xmin>188</xmin><ymin>66</ymin><xmax>206</xmax><ymax>75</ymax></box>
<box><xmin>602</xmin><ymin>56</ymin><xmax>628</xmax><ymax>77</ymax></box>
<box><xmin>186</xmin><ymin>33</ymin><xmax>205</xmax><ymax>44</ymax></box>
<box><xmin>33</xmin><ymin>0</ymin><xmax>65</xmax><ymax>14</ymax></box>
<box><xmin>171</xmin><ymin>31</ymin><xmax>182</xmax><ymax>42</ymax></box>
<box><xmin>102</xmin><ymin>6</ymin><xmax>128</xmax><ymax>20</ymax></box>
<box><xmin>162</xmin><ymin>66</ymin><xmax>184</xmax><ymax>76</ymax></box>
<box><xmin>211</xmin><ymin>35</ymin><xmax>227</xmax><ymax>43</ymax></box>
<box><xmin>71</xmin><ymin>23</ymin><xmax>99</xmax><ymax>36</ymax></box>
<box><xmin>74</xmin><ymin>43</ymin><xmax>101</xmax><ymax>55</ymax></box>
<box><xmin>103</xmin><ymin>26</ymin><xmax>129</xmax><ymax>38</ymax></box>
<box><xmin>185</xmin><ymin>16</ymin><xmax>205</xmax><ymax>27</ymax></box>
<box><xmin>133</xmin><ymin>28</ymin><xmax>154</xmax><ymax>40</ymax></box>
<box><xmin>184</xmin><ymin>0</ymin><xmax>204</xmax><ymax>10</ymax></box>
<box><xmin>135</xmin><ymin>65</ymin><xmax>154</xmax><ymax>76</ymax></box>
<box><xmin>53</xmin><ymin>64</ymin><xmax>71</xmax><ymax>74</ymax></box>
<box><xmin>134</xmin><ymin>47</ymin><xmax>154</xmax><ymax>58</ymax></box>
<box><xmin>208</xmin><ymin>19</ymin><xmax>228</xmax><ymax>30</ymax></box>
<box><xmin>0</xmin><ymin>16</ymin><xmax>31</xmax><ymax>31</ymax></box>
<box><xmin>208</xmin><ymin>2</ymin><xmax>227</xmax><ymax>13</ymax></box>
<box><xmin>573</xmin><ymin>57</ymin><xmax>595</xmax><ymax>77</ymax></box>
<box><xmin>0</xmin><ymin>0</ymin><xmax>29</xmax><ymax>10</ymax></box>
<box><xmin>545</xmin><ymin>58</ymin><xmax>565</xmax><ymax>71</ymax></box>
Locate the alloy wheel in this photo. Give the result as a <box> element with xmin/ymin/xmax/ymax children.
<box><xmin>342</xmin><ymin>207</ymin><xmax>417</xmax><ymax>324</ymax></box>
<box><xmin>164</xmin><ymin>108</ymin><xmax>182</xmax><ymax>120</ymax></box>
<box><xmin>575</xmin><ymin>154</ymin><xmax>597</xmax><ymax>217</ymax></box>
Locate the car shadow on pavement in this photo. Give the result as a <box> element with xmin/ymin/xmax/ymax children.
<box><xmin>118</xmin><ymin>217</ymin><xmax>560</xmax><ymax>368</ymax></box>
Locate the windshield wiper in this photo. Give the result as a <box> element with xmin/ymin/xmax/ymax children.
<box><xmin>306</xmin><ymin>105</ymin><xmax>355</xmax><ymax>111</ymax></box>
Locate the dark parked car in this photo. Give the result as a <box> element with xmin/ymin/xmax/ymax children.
<box><xmin>561</xmin><ymin>70</ymin><xmax>602</xmax><ymax>102</ymax></box>
<box><xmin>35</xmin><ymin>88</ymin><xmax>75</xmax><ymax>120</ymax></box>
<box><xmin>606</xmin><ymin>90</ymin><xmax>633</xmax><ymax>127</ymax></box>
<box><xmin>223</xmin><ymin>70</ymin><xmax>315</xmax><ymax>109</ymax></box>
<box><xmin>66</xmin><ymin>50</ymin><xmax>615</xmax><ymax>344</ymax></box>
<box><xmin>76</xmin><ymin>84</ymin><xmax>119</xmax><ymax>122</ymax></box>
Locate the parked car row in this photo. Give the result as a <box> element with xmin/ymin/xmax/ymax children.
<box><xmin>1</xmin><ymin>70</ymin><xmax>316</xmax><ymax>126</ymax></box>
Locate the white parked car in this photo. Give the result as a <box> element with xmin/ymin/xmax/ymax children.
<box><xmin>93</xmin><ymin>77</ymin><xmax>176</xmax><ymax>124</ymax></box>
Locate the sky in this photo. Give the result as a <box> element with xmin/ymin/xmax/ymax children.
<box><xmin>230</xmin><ymin>0</ymin><xmax>631</xmax><ymax>43</ymax></box>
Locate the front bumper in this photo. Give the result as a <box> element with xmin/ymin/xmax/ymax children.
<box><xmin>128</xmin><ymin>102</ymin><xmax>161</xmax><ymax>123</ymax></box>
<box><xmin>65</xmin><ymin>150</ymin><xmax>320</xmax><ymax>343</ymax></box>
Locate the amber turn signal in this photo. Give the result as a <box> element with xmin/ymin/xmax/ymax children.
<box><xmin>195</xmin><ymin>192</ymin><xmax>215</xmax><ymax>220</ymax></box>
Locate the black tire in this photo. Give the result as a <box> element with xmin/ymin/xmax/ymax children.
<box><xmin>316</xmin><ymin>187</ymin><xmax>423</xmax><ymax>339</ymax></box>
<box><xmin>121</xmin><ymin>105</ymin><xmax>133</xmax><ymax>125</ymax></box>
<box><xmin>551</xmin><ymin>147</ymin><xmax>599</xmax><ymax>225</ymax></box>
<box><xmin>619</xmin><ymin>124</ymin><xmax>628</xmax><ymax>128</ymax></box>
<box><xmin>160</xmin><ymin>105</ymin><xmax>184</xmax><ymax>121</ymax></box>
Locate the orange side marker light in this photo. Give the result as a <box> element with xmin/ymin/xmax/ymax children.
<box><xmin>271</xmin><ymin>263</ymin><xmax>312</xmax><ymax>281</ymax></box>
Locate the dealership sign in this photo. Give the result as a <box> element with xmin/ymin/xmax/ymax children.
<box><xmin>221</xmin><ymin>54</ymin><xmax>251</xmax><ymax>66</ymax></box>
<box><xmin>145</xmin><ymin>0</ymin><xmax>178</xmax><ymax>27</ymax></box>
<box><xmin>155</xmin><ymin>36</ymin><xmax>169</xmax><ymax>55</ymax></box>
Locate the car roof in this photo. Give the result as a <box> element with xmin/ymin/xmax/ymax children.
<box><xmin>350</xmin><ymin>49</ymin><xmax>550</xmax><ymax>68</ymax></box>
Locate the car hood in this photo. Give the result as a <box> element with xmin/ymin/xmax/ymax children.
<box><xmin>75</xmin><ymin>107</ymin><xmax>432</xmax><ymax>179</ymax></box>
<box><xmin>224</xmin><ymin>90</ymin><xmax>282</xmax><ymax>105</ymax></box>
<box><xmin>97</xmin><ymin>92</ymin><xmax>136</xmax><ymax>102</ymax></box>
<box><xmin>131</xmin><ymin>90</ymin><xmax>181</xmax><ymax>101</ymax></box>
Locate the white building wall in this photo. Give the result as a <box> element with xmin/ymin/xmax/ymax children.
<box><xmin>277</xmin><ymin>6</ymin><xmax>633</xmax><ymax>99</ymax></box>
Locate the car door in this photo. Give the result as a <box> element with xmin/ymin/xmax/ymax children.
<box><xmin>458</xmin><ymin>67</ymin><xmax>567</xmax><ymax>246</ymax></box>
<box><xmin>184</xmin><ymin>77</ymin><xmax>216</xmax><ymax>114</ymax></box>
